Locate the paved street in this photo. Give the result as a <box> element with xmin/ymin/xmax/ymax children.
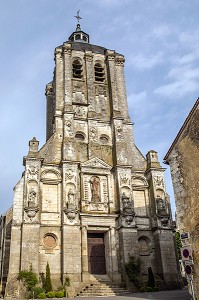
<box><xmin>76</xmin><ymin>288</ymin><xmax>190</xmax><ymax>300</ymax></box>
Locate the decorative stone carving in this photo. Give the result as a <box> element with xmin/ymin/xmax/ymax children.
<box><xmin>115</xmin><ymin>55</ymin><xmax>125</xmax><ymax>66</ymax></box>
<box><xmin>156</xmin><ymin>197</ymin><xmax>167</xmax><ymax>215</ymax></box>
<box><xmin>120</xmin><ymin>173</ymin><xmax>131</xmax><ymax>186</ymax></box>
<box><xmin>24</xmin><ymin>207</ymin><xmax>39</xmax><ymax>220</ymax></box>
<box><xmin>116</xmin><ymin>125</ymin><xmax>123</xmax><ymax>141</ymax></box>
<box><xmin>63</xmin><ymin>205</ymin><xmax>78</xmax><ymax>222</ymax></box>
<box><xmin>65</xmin><ymin>119</ymin><xmax>73</xmax><ymax>136</ymax></box>
<box><xmin>122</xmin><ymin>192</ymin><xmax>134</xmax><ymax>213</ymax></box>
<box><xmin>120</xmin><ymin>192</ymin><xmax>135</xmax><ymax>226</ymax></box>
<box><xmin>90</xmin><ymin>126</ymin><xmax>97</xmax><ymax>142</ymax></box>
<box><xmin>67</xmin><ymin>188</ymin><xmax>75</xmax><ymax>204</ymax></box>
<box><xmin>28</xmin><ymin>188</ymin><xmax>37</xmax><ymax>208</ymax></box>
<box><xmin>90</xmin><ymin>176</ymin><xmax>101</xmax><ymax>202</ymax></box>
<box><xmin>153</xmin><ymin>176</ymin><xmax>164</xmax><ymax>188</ymax></box>
<box><xmin>74</xmin><ymin>106</ymin><xmax>86</xmax><ymax>118</ymax></box>
<box><xmin>156</xmin><ymin>197</ymin><xmax>169</xmax><ymax>226</ymax></box>
<box><xmin>65</xmin><ymin>169</ymin><xmax>75</xmax><ymax>181</ymax></box>
<box><xmin>27</xmin><ymin>166</ymin><xmax>38</xmax><ymax>178</ymax></box>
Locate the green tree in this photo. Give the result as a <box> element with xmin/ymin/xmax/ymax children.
<box><xmin>44</xmin><ymin>262</ymin><xmax>52</xmax><ymax>292</ymax></box>
<box><xmin>175</xmin><ymin>231</ymin><xmax>182</xmax><ymax>260</ymax></box>
<box><xmin>148</xmin><ymin>267</ymin><xmax>155</xmax><ymax>288</ymax></box>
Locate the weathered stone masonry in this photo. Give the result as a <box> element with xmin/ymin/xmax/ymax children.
<box><xmin>0</xmin><ymin>23</ymin><xmax>180</xmax><ymax>297</ymax></box>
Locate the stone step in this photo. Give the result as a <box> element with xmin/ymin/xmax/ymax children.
<box><xmin>77</xmin><ymin>275</ymin><xmax>130</xmax><ymax>297</ymax></box>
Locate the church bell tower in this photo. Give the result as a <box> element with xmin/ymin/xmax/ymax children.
<box><xmin>4</xmin><ymin>14</ymin><xmax>180</xmax><ymax>297</ymax></box>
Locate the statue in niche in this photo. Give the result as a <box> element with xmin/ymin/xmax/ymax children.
<box><xmin>90</xmin><ymin>176</ymin><xmax>100</xmax><ymax>202</ymax></box>
<box><xmin>122</xmin><ymin>192</ymin><xmax>134</xmax><ymax>213</ymax></box>
<box><xmin>156</xmin><ymin>197</ymin><xmax>167</xmax><ymax>216</ymax></box>
<box><xmin>90</xmin><ymin>127</ymin><xmax>97</xmax><ymax>142</ymax></box>
<box><xmin>28</xmin><ymin>188</ymin><xmax>37</xmax><ymax>208</ymax></box>
<box><xmin>67</xmin><ymin>188</ymin><xmax>75</xmax><ymax>204</ymax></box>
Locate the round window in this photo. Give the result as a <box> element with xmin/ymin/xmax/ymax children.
<box><xmin>43</xmin><ymin>234</ymin><xmax>57</xmax><ymax>248</ymax></box>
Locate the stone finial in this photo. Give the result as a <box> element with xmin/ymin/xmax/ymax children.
<box><xmin>29</xmin><ymin>137</ymin><xmax>39</xmax><ymax>153</ymax></box>
<box><xmin>146</xmin><ymin>150</ymin><xmax>161</xmax><ymax>169</ymax></box>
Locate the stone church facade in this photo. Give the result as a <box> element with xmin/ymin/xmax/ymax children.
<box><xmin>1</xmin><ymin>24</ymin><xmax>180</xmax><ymax>296</ymax></box>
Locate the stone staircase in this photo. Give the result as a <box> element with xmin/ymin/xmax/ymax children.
<box><xmin>76</xmin><ymin>275</ymin><xmax>130</xmax><ymax>297</ymax></box>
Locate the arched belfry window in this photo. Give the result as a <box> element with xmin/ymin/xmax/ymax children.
<box><xmin>94</xmin><ymin>63</ymin><xmax>105</xmax><ymax>82</ymax></box>
<box><xmin>72</xmin><ymin>59</ymin><xmax>83</xmax><ymax>79</ymax></box>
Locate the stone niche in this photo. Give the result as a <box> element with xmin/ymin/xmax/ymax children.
<box><xmin>80</xmin><ymin>157</ymin><xmax>112</xmax><ymax>213</ymax></box>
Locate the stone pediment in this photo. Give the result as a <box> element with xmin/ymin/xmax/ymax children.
<box><xmin>81</xmin><ymin>157</ymin><xmax>112</xmax><ymax>170</ymax></box>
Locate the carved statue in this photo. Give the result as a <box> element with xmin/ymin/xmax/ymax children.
<box><xmin>68</xmin><ymin>188</ymin><xmax>75</xmax><ymax>204</ymax></box>
<box><xmin>122</xmin><ymin>192</ymin><xmax>133</xmax><ymax>213</ymax></box>
<box><xmin>90</xmin><ymin>176</ymin><xmax>100</xmax><ymax>202</ymax></box>
<box><xmin>28</xmin><ymin>188</ymin><xmax>37</xmax><ymax>208</ymax></box>
<box><xmin>156</xmin><ymin>197</ymin><xmax>167</xmax><ymax>216</ymax></box>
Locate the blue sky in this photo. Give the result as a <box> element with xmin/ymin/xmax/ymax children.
<box><xmin>0</xmin><ymin>0</ymin><xmax>199</xmax><ymax>215</ymax></box>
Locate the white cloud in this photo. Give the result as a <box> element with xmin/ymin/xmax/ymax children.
<box><xmin>129</xmin><ymin>52</ymin><xmax>164</xmax><ymax>71</ymax></box>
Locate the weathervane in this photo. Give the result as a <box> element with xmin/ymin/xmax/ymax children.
<box><xmin>74</xmin><ymin>10</ymin><xmax>82</xmax><ymax>23</ymax></box>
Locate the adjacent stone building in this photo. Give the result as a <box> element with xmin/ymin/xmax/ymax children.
<box><xmin>0</xmin><ymin>23</ymin><xmax>180</xmax><ymax>297</ymax></box>
<box><xmin>164</xmin><ymin>98</ymin><xmax>199</xmax><ymax>298</ymax></box>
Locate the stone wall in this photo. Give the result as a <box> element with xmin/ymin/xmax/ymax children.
<box><xmin>167</xmin><ymin>104</ymin><xmax>199</xmax><ymax>297</ymax></box>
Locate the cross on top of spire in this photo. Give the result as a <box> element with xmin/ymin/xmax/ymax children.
<box><xmin>74</xmin><ymin>10</ymin><xmax>82</xmax><ymax>23</ymax></box>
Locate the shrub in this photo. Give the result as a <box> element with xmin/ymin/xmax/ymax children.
<box><xmin>30</xmin><ymin>287</ymin><xmax>45</xmax><ymax>298</ymax></box>
<box><xmin>175</xmin><ymin>231</ymin><xmax>182</xmax><ymax>260</ymax></box>
<box><xmin>146</xmin><ymin>286</ymin><xmax>153</xmax><ymax>292</ymax></box>
<box><xmin>38</xmin><ymin>292</ymin><xmax>46</xmax><ymax>299</ymax></box>
<box><xmin>55</xmin><ymin>291</ymin><xmax>65</xmax><ymax>298</ymax></box>
<box><xmin>148</xmin><ymin>267</ymin><xmax>155</xmax><ymax>288</ymax></box>
<box><xmin>46</xmin><ymin>291</ymin><xmax>55</xmax><ymax>298</ymax></box>
<box><xmin>18</xmin><ymin>270</ymin><xmax>38</xmax><ymax>290</ymax></box>
<box><xmin>44</xmin><ymin>262</ymin><xmax>52</xmax><ymax>293</ymax></box>
<box><xmin>64</xmin><ymin>276</ymin><xmax>70</xmax><ymax>287</ymax></box>
<box><xmin>125</xmin><ymin>256</ymin><xmax>142</xmax><ymax>288</ymax></box>
<box><xmin>139</xmin><ymin>286</ymin><xmax>146</xmax><ymax>292</ymax></box>
<box><xmin>153</xmin><ymin>286</ymin><xmax>159</xmax><ymax>292</ymax></box>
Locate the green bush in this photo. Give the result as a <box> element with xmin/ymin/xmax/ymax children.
<box><xmin>46</xmin><ymin>291</ymin><xmax>55</xmax><ymax>298</ymax></box>
<box><xmin>18</xmin><ymin>270</ymin><xmax>38</xmax><ymax>290</ymax></box>
<box><xmin>56</xmin><ymin>286</ymin><xmax>64</xmax><ymax>291</ymax></box>
<box><xmin>44</xmin><ymin>262</ymin><xmax>52</xmax><ymax>293</ymax></box>
<box><xmin>153</xmin><ymin>286</ymin><xmax>159</xmax><ymax>292</ymax></box>
<box><xmin>146</xmin><ymin>286</ymin><xmax>153</xmax><ymax>292</ymax></box>
<box><xmin>38</xmin><ymin>292</ymin><xmax>46</xmax><ymax>299</ymax></box>
<box><xmin>139</xmin><ymin>286</ymin><xmax>146</xmax><ymax>292</ymax></box>
<box><xmin>55</xmin><ymin>291</ymin><xmax>65</xmax><ymax>298</ymax></box>
<box><xmin>30</xmin><ymin>287</ymin><xmax>45</xmax><ymax>298</ymax></box>
<box><xmin>125</xmin><ymin>256</ymin><xmax>142</xmax><ymax>288</ymax></box>
<box><xmin>175</xmin><ymin>231</ymin><xmax>182</xmax><ymax>260</ymax></box>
